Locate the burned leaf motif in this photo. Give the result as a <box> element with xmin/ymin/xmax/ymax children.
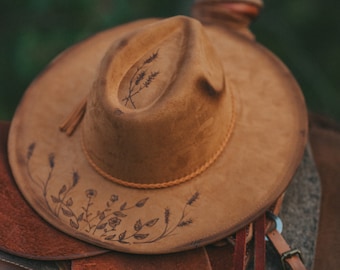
<box><xmin>70</xmin><ymin>219</ymin><xmax>79</xmax><ymax>229</ymax></box>
<box><xmin>135</xmin><ymin>197</ymin><xmax>149</xmax><ymax>208</ymax></box>
<box><xmin>61</xmin><ymin>207</ymin><xmax>73</xmax><ymax>217</ymax></box>
<box><xmin>114</xmin><ymin>211</ymin><xmax>127</xmax><ymax>218</ymax></box>
<box><xmin>51</xmin><ymin>195</ymin><xmax>60</xmax><ymax>203</ymax></box>
<box><xmin>105</xmin><ymin>235</ymin><xmax>116</xmax><ymax>241</ymax></box>
<box><xmin>96</xmin><ymin>223</ymin><xmax>107</xmax><ymax>230</ymax></box>
<box><xmin>134</xmin><ymin>234</ymin><xmax>149</xmax><ymax>240</ymax></box>
<box><xmin>77</xmin><ymin>213</ymin><xmax>84</xmax><ymax>222</ymax></box>
<box><xmin>120</xmin><ymin>202</ymin><xmax>127</xmax><ymax>211</ymax></box>
<box><xmin>66</xmin><ymin>198</ymin><xmax>73</xmax><ymax>207</ymax></box>
<box><xmin>59</xmin><ymin>185</ymin><xmax>67</xmax><ymax>195</ymax></box>
<box><xmin>119</xmin><ymin>231</ymin><xmax>127</xmax><ymax>242</ymax></box>
<box><xmin>134</xmin><ymin>219</ymin><xmax>143</xmax><ymax>231</ymax></box>
<box><xmin>145</xmin><ymin>218</ymin><xmax>159</xmax><ymax>227</ymax></box>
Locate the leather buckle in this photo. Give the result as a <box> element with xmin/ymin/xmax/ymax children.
<box><xmin>281</xmin><ymin>249</ymin><xmax>304</xmax><ymax>270</ymax></box>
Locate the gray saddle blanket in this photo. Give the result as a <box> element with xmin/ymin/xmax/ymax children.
<box><xmin>265</xmin><ymin>145</ymin><xmax>320</xmax><ymax>269</ymax></box>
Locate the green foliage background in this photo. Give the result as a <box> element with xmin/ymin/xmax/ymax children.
<box><xmin>1</xmin><ymin>0</ymin><xmax>339</xmax><ymax>121</ymax></box>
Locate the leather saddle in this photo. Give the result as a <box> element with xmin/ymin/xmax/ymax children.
<box><xmin>0</xmin><ymin>113</ymin><xmax>339</xmax><ymax>269</ymax></box>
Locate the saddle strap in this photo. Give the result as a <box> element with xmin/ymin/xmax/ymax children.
<box><xmin>232</xmin><ymin>214</ymin><xmax>266</xmax><ymax>270</ymax></box>
<box><xmin>267</xmin><ymin>229</ymin><xmax>306</xmax><ymax>270</ymax></box>
<box><xmin>254</xmin><ymin>214</ymin><xmax>266</xmax><ymax>270</ymax></box>
<box><xmin>265</xmin><ymin>194</ymin><xmax>306</xmax><ymax>270</ymax></box>
<box><xmin>233</xmin><ymin>227</ymin><xmax>247</xmax><ymax>269</ymax></box>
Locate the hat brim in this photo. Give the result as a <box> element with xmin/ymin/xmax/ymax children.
<box><xmin>8</xmin><ymin>18</ymin><xmax>307</xmax><ymax>254</ymax></box>
<box><xmin>0</xmin><ymin>121</ymin><xmax>108</xmax><ymax>260</ymax></box>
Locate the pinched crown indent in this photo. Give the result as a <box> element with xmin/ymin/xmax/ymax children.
<box><xmin>82</xmin><ymin>16</ymin><xmax>236</xmax><ymax>188</ymax></box>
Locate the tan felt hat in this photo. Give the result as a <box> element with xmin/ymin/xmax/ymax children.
<box><xmin>8</xmin><ymin>16</ymin><xmax>307</xmax><ymax>254</ymax></box>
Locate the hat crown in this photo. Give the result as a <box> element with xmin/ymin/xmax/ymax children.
<box><xmin>82</xmin><ymin>16</ymin><xmax>235</xmax><ymax>188</ymax></box>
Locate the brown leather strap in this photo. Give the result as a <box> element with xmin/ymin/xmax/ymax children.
<box><xmin>254</xmin><ymin>214</ymin><xmax>266</xmax><ymax>270</ymax></box>
<box><xmin>266</xmin><ymin>198</ymin><xmax>306</xmax><ymax>270</ymax></box>
<box><xmin>233</xmin><ymin>227</ymin><xmax>247</xmax><ymax>270</ymax></box>
<box><xmin>267</xmin><ymin>230</ymin><xmax>306</xmax><ymax>270</ymax></box>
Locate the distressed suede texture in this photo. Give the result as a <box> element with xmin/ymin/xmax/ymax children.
<box><xmin>8</xmin><ymin>16</ymin><xmax>307</xmax><ymax>254</ymax></box>
<box><xmin>83</xmin><ymin>17</ymin><xmax>232</xmax><ymax>184</ymax></box>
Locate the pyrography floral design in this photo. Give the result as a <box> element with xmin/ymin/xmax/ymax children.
<box><xmin>26</xmin><ymin>142</ymin><xmax>200</xmax><ymax>244</ymax></box>
<box><xmin>122</xmin><ymin>50</ymin><xmax>160</xmax><ymax>109</ymax></box>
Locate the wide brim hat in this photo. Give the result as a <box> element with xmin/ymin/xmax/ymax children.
<box><xmin>8</xmin><ymin>15</ymin><xmax>307</xmax><ymax>254</ymax></box>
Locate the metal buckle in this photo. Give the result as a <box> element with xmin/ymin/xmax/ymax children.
<box><xmin>281</xmin><ymin>249</ymin><xmax>304</xmax><ymax>270</ymax></box>
<box><xmin>265</xmin><ymin>212</ymin><xmax>283</xmax><ymax>241</ymax></box>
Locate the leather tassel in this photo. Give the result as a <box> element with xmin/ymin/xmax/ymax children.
<box><xmin>59</xmin><ymin>97</ymin><xmax>87</xmax><ymax>136</ymax></box>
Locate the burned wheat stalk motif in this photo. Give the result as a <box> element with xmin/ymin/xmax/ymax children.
<box><xmin>131</xmin><ymin>192</ymin><xmax>200</xmax><ymax>244</ymax></box>
<box><xmin>26</xmin><ymin>142</ymin><xmax>55</xmax><ymax>215</ymax></box>
<box><xmin>122</xmin><ymin>50</ymin><xmax>160</xmax><ymax>108</ymax></box>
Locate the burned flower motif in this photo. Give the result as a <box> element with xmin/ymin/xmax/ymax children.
<box><xmin>85</xmin><ymin>189</ymin><xmax>97</xmax><ymax>198</ymax></box>
<box><xmin>110</xmin><ymin>194</ymin><xmax>119</xmax><ymax>202</ymax></box>
<box><xmin>108</xmin><ymin>217</ymin><xmax>122</xmax><ymax>230</ymax></box>
<box><xmin>26</xmin><ymin>145</ymin><xmax>201</xmax><ymax>245</ymax></box>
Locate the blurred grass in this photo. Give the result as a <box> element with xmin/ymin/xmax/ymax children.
<box><xmin>251</xmin><ymin>1</ymin><xmax>340</xmax><ymax>122</ymax></box>
<box><xmin>0</xmin><ymin>0</ymin><xmax>339</xmax><ymax>121</ymax></box>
